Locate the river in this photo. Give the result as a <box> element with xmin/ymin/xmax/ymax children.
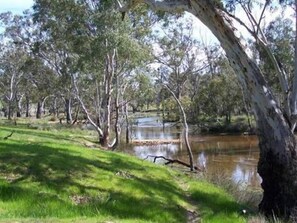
<box><xmin>123</xmin><ymin>114</ymin><xmax>261</xmax><ymax>188</ymax></box>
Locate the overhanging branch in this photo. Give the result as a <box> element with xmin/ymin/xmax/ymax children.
<box><xmin>119</xmin><ymin>0</ymin><xmax>190</xmax><ymax>14</ymax></box>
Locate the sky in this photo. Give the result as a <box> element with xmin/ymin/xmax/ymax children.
<box><xmin>0</xmin><ymin>0</ymin><xmax>34</xmax><ymax>14</ymax></box>
<box><xmin>0</xmin><ymin>0</ymin><xmax>293</xmax><ymax>46</ymax></box>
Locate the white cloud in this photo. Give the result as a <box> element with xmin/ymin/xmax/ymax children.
<box><xmin>0</xmin><ymin>0</ymin><xmax>34</xmax><ymax>14</ymax></box>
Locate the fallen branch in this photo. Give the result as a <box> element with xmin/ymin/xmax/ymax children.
<box><xmin>144</xmin><ymin>155</ymin><xmax>202</xmax><ymax>171</ymax></box>
<box><xmin>3</xmin><ymin>130</ymin><xmax>15</xmax><ymax>140</ymax></box>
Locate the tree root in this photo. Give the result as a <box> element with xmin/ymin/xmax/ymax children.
<box><xmin>144</xmin><ymin>155</ymin><xmax>202</xmax><ymax>171</ymax></box>
<box><xmin>3</xmin><ymin>130</ymin><xmax>15</xmax><ymax>140</ymax></box>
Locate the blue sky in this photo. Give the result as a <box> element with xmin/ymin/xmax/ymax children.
<box><xmin>0</xmin><ymin>0</ymin><xmax>34</xmax><ymax>14</ymax></box>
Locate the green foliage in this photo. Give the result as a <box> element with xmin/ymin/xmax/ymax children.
<box><xmin>260</xmin><ymin>17</ymin><xmax>294</xmax><ymax>93</ymax></box>
<box><xmin>127</xmin><ymin>73</ymin><xmax>156</xmax><ymax>111</ymax></box>
<box><xmin>193</xmin><ymin>58</ymin><xmax>244</xmax><ymax>123</ymax></box>
<box><xmin>164</xmin><ymin>96</ymin><xmax>191</xmax><ymax>121</ymax></box>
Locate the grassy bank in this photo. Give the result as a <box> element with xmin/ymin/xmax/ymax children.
<box><xmin>0</xmin><ymin>120</ymin><xmax>253</xmax><ymax>222</ymax></box>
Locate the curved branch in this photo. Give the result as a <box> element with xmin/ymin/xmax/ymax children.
<box><xmin>3</xmin><ymin>130</ymin><xmax>15</xmax><ymax>140</ymax></box>
<box><xmin>72</xmin><ymin>75</ymin><xmax>104</xmax><ymax>136</ymax></box>
<box><xmin>144</xmin><ymin>155</ymin><xmax>201</xmax><ymax>171</ymax></box>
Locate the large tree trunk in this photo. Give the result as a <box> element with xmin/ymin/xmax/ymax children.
<box><xmin>256</xmin><ymin>107</ymin><xmax>297</xmax><ymax>218</ymax></box>
<box><xmin>188</xmin><ymin>1</ymin><xmax>297</xmax><ymax>218</ymax></box>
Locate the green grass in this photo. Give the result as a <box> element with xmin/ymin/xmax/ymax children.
<box><xmin>0</xmin><ymin>120</ymin><xmax>250</xmax><ymax>222</ymax></box>
<box><xmin>188</xmin><ymin>180</ymin><xmax>246</xmax><ymax>222</ymax></box>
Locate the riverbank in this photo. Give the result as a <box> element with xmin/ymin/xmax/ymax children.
<box><xmin>133</xmin><ymin>112</ymin><xmax>256</xmax><ymax>135</ymax></box>
<box><xmin>0</xmin><ymin>120</ymin><xmax>260</xmax><ymax>222</ymax></box>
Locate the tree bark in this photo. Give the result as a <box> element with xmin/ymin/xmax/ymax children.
<box><xmin>25</xmin><ymin>95</ymin><xmax>30</xmax><ymax>117</ymax></box>
<box><xmin>125</xmin><ymin>102</ymin><xmax>130</xmax><ymax>144</ymax></box>
<box><xmin>16</xmin><ymin>94</ymin><xmax>23</xmax><ymax>118</ymax></box>
<box><xmin>112</xmin><ymin>76</ymin><xmax>121</xmax><ymax>150</ymax></box>
<box><xmin>65</xmin><ymin>98</ymin><xmax>72</xmax><ymax>124</ymax></box>
<box><xmin>7</xmin><ymin>104</ymin><xmax>12</xmax><ymax>120</ymax></box>
<box><xmin>36</xmin><ymin>101</ymin><xmax>42</xmax><ymax>119</ymax></box>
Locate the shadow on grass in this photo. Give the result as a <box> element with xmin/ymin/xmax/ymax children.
<box><xmin>190</xmin><ymin>188</ymin><xmax>244</xmax><ymax>221</ymax></box>
<box><xmin>0</xmin><ymin>126</ymin><xmax>83</xmax><ymax>145</ymax></box>
<box><xmin>0</xmin><ymin>141</ymin><xmax>186</xmax><ymax>222</ymax></box>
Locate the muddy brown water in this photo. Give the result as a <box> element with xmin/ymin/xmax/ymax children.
<box><xmin>123</xmin><ymin>115</ymin><xmax>261</xmax><ymax>188</ymax></box>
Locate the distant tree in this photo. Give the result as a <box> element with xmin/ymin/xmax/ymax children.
<box><xmin>197</xmin><ymin>57</ymin><xmax>243</xmax><ymax>123</ymax></box>
<box><xmin>128</xmin><ymin>72</ymin><xmax>156</xmax><ymax>112</ymax></box>
<box><xmin>0</xmin><ymin>48</ymin><xmax>26</xmax><ymax>119</ymax></box>
<box><xmin>153</xmin><ymin>17</ymin><xmax>206</xmax><ymax>121</ymax></box>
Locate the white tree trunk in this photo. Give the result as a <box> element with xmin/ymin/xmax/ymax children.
<box><xmin>164</xmin><ymin>85</ymin><xmax>194</xmax><ymax>171</ymax></box>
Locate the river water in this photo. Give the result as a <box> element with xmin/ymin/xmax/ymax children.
<box><xmin>124</xmin><ymin>114</ymin><xmax>261</xmax><ymax>188</ymax></box>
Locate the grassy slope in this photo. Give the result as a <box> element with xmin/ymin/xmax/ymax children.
<box><xmin>0</xmin><ymin>121</ymin><xmax>248</xmax><ymax>223</ymax></box>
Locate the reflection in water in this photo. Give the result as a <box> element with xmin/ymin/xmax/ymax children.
<box><xmin>128</xmin><ymin>115</ymin><xmax>262</xmax><ymax>188</ymax></box>
<box><xmin>134</xmin><ymin>144</ymin><xmax>179</xmax><ymax>160</ymax></box>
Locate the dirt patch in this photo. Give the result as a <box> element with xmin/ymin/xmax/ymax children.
<box><xmin>187</xmin><ymin>210</ymin><xmax>200</xmax><ymax>223</ymax></box>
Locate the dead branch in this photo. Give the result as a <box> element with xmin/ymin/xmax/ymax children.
<box><xmin>3</xmin><ymin>130</ymin><xmax>15</xmax><ymax>140</ymax></box>
<box><xmin>144</xmin><ymin>155</ymin><xmax>201</xmax><ymax>171</ymax></box>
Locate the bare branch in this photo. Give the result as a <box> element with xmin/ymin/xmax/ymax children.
<box><xmin>256</xmin><ymin>0</ymin><xmax>269</xmax><ymax>37</ymax></box>
<box><xmin>144</xmin><ymin>155</ymin><xmax>201</xmax><ymax>171</ymax></box>
<box><xmin>3</xmin><ymin>130</ymin><xmax>15</xmax><ymax>140</ymax></box>
<box><xmin>72</xmin><ymin>75</ymin><xmax>104</xmax><ymax>136</ymax></box>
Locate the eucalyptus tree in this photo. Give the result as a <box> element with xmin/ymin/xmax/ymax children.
<box><xmin>153</xmin><ymin>18</ymin><xmax>205</xmax><ymax>101</ymax></box>
<box><xmin>120</xmin><ymin>0</ymin><xmax>297</xmax><ymax>219</ymax></box>
<box><xmin>32</xmin><ymin>2</ymin><xmax>80</xmax><ymax>123</ymax></box>
<box><xmin>0</xmin><ymin>48</ymin><xmax>26</xmax><ymax>119</ymax></box>
<box><xmin>260</xmin><ymin>17</ymin><xmax>294</xmax><ymax>100</ymax></box>
<box><xmin>0</xmin><ymin>12</ymin><xmax>32</xmax><ymax>119</ymax></box>
<box><xmin>127</xmin><ymin>72</ymin><xmax>155</xmax><ymax>112</ymax></box>
<box><xmin>196</xmin><ymin>57</ymin><xmax>243</xmax><ymax>123</ymax></box>
<box><xmin>0</xmin><ymin>10</ymin><xmax>59</xmax><ymax>119</ymax></box>
<box><xmin>153</xmin><ymin>18</ymin><xmax>208</xmax><ymax>170</ymax></box>
<box><xmin>22</xmin><ymin>56</ymin><xmax>57</xmax><ymax>119</ymax></box>
<box><xmin>33</xmin><ymin>0</ymin><xmax>151</xmax><ymax>148</ymax></box>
